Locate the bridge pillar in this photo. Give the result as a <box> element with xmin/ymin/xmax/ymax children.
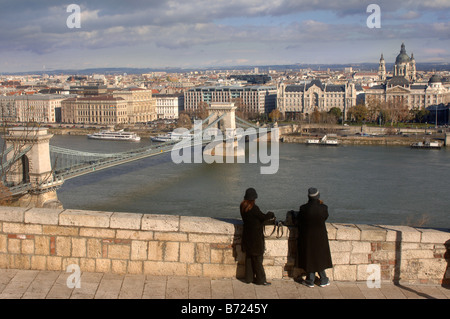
<box><xmin>3</xmin><ymin>127</ymin><xmax>63</xmax><ymax>208</ymax></box>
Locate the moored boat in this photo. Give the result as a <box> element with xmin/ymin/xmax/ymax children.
<box><xmin>306</xmin><ymin>135</ymin><xmax>338</xmax><ymax>146</ymax></box>
<box><xmin>410</xmin><ymin>140</ymin><xmax>442</xmax><ymax>149</ymax></box>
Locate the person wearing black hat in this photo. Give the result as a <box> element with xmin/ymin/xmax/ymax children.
<box><xmin>296</xmin><ymin>187</ymin><xmax>333</xmax><ymax>288</ymax></box>
<box><xmin>240</xmin><ymin>188</ymin><xmax>275</xmax><ymax>285</ymax></box>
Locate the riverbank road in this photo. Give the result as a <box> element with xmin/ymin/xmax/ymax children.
<box><xmin>0</xmin><ymin>269</ymin><xmax>449</xmax><ymax>300</ymax></box>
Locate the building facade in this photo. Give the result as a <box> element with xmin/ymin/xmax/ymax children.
<box><xmin>112</xmin><ymin>88</ymin><xmax>156</xmax><ymax>123</ymax></box>
<box><xmin>0</xmin><ymin>94</ymin><xmax>73</xmax><ymax>123</ymax></box>
<box><xmin>184</xmin><ymin>85</ymin><xmax>277</xmax><ymax>115</ymax></box>
<box><xmin>154</xmin><ymin>93</ymin><xmax>183</xmax><ymax>119</ymax></box>
<box><xmin>61</xmin><ymin>95</ymin><xmax>128</xmax><ymax>124</ymax></box>
<box><xmin>277</xmin><ymin>80</ymin><xmax>361</xmax><ymax>119</ymax></box>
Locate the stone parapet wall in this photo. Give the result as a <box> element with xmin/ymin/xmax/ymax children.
<box><xmin>0</xmin><ymin>206</ymin><xmax>449</xmax><ymax>285</ymax></box>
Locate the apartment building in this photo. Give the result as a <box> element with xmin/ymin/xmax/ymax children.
<box><xmin>154</xmin><ymin>93</ymin><xmax>183</xmax><ymax>119</ymax></box>
<box><xmin>184</xmin><ymin>85</ymin><xmax>277</xmax><ymax>115</ymax></box>
<box><xmin>112</xmin><ymin>88</ymin><xmax>157</xmax><ymax>123</ymax></box>
<box><xmin>0</xmin><ymin>94</ymin><xmax>73</xmax><ymax>123</ymax></box>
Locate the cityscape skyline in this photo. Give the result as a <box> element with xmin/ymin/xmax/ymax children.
<box><xmin>0</xmin><ymin>1</ymin><xmax>449</xmax><ymax>73</ymax></box>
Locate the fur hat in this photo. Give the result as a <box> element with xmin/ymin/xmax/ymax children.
<box><xmin>308</xmin><ymin>187</ymin><xmax>320</xmax><ymax>199</ymax></box>
<box><xmin>244</xmin><ymin>188</ymin><xmax>258</xmax><ymax>200</ymax></box>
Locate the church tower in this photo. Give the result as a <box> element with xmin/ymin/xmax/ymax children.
<box><xmin>378</xmin><ymin>53</ymin><xmax>386</xmax><ymax>81</ymax></box>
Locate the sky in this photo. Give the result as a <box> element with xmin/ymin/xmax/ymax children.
<box><xmin>0</xmin><ymin>0</ymin><xmax>449</xmax><ymax>73</ymax></box>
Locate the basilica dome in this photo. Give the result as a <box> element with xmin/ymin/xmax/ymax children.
<box><xmin>395</xmin><ymin>43</ymin><xmax>410</xmax><ymax>64</ymax></box>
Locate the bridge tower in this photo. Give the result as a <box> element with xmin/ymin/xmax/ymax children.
<box><xmin>208</xmin><ymin>102</ymin><xmax>237</xmax><ymax>133</ymax></box>
<box><xmin>3</xmin><ymin>127</ymin><xmax>63</xmax><ymax>208</ymax></box>
<box><xmin>204</xmin><ymin>102</ymin><xmax>244</xmax><ymax>158</ymax></box>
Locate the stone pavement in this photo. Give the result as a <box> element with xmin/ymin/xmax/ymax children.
<box><xmin>0</xmin><ymin>269</ymin><xmax>449</xmax><ymax>300</ymax></box>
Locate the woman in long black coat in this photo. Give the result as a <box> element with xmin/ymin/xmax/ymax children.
<box><xmin>297</xmin><ymin>188</ymin><xmax>333</xmax><ymax>287</ymax></box>
<box><xmin>240</xmin><ymin>188</ymin><xmax>275</xmax><ymax>285</ymax></box>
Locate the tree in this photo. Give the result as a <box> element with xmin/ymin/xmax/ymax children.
<box><xmin>269</xmin><ymin>109</ymin><xmax>282</xmax><ymax>122</ymax></box>
<box><xmin>176</xmin><ymin>112</ymin><xmax>192</xmax><ymax>129</ymax></box>
<box><xmin>328</xmin><ymin>107</ymin><xmax>342</xmax><ymax>123</ymax></box>
<box><xmin>348</xmin><ymin>103</ymin><xmax>368</xmax><ymax>123</ymax></box>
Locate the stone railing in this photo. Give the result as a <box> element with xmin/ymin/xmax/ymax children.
<box><xmin>0</xmin><ymin>206</ymin><xmax>449</xmax><ymax>285</ymax></box>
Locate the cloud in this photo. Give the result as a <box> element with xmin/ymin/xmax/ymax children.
<box><xmin>0</xmin><ymin>1</ymin><xmax>449</xmax><ymax>71</ymax></box>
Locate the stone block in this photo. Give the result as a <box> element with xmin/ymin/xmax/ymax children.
<box><xmin>80</xmin><ymin>258</ymin><xmax>96</xmax><ymax>272</ymax></box>
<box><xmin>154</xmin><ymin>232</ymin><xmax>187</xmax><ymax>242</ymax></box>
<box><xmin>110</xmin><ymin>212</ymin><xmax>142</xmax><ymax>230</ymax></box>
<box><xmin>128</xmin><ymin>261</ymin><xmax>143</xmax><ymax>274</ymax></box>
<box><xmin>131</xmin><ymin>241</ymin><xmax>148</xmax><ymax>261</ymax></box>
<box><xmin>108</xmin><ymin>244</ymin><xmax>131</xmax><ymax>260</ymax></box>
<box><xmin>141</xmin><ymin>214</ymin><xmax>179</xmax><ymax>232</ymax></box>
<box><xmin>59</xmin><ymin>210</ymin><xmax>112</xmax><ymax>228</ymax></box>
<box><xmin>333</xmin><ymin>265</ymin><xmax>357</xmax><ymax>281</ymax></box>
<box><xmin>417</xmin><ymin>259</ymin><xmax>447</xmax><ymax>280</ymax></box>
<box><xmin>0</xmin><ymin>234</ymin><xmax>7</xmax><ymax>253</ymax></box>
<box><xmin>352</xmin><ymin>241</ymin><xmax>372</xmax><ymax>253</ymax></box>
<box><xmin>350</xmin><ymin>253</ymin><xmax>370</xmax><ymax>265</ymax></box>
<box><xmin>7</xmin><ymin>238</ymin><xmax>20</xmax><ymax>253</ymax></box>
<box><xmin>43</xmin><ymin>225</ymin><xmax>79</xmax><ymax>236</ymax></box>
<box><xmin>143</xmin><ymin>261</ymin><xmax>187</xmax><ymax>276</ymax></box>
<box><xmin>115</xmin><ymin>230</ymin><xmax>153</xmax><ymax>240</ymax></box>
<box><xmin>331</xmin><ymin>252</ymin><xmax>350</xmax><ymax>265</ymax></box>
<box><xmin>164</xmin><ymin>242</ymin><xmax>179</xmax><ymax>262</ymax></box>
<box><xmin>187</xmin><ymin>263</ymin><xmax>203</xmax><ymax>276</ymax></box>
<box><xmin>95</xmin><ymin>259</ymin><xmax>111</xmax><ymax>272</ymax></box>
<box><xmin>31</xmin><ymin>255</ymin><xmax>47</xmax><ymax>270</ymax></box>
<box><xmin>188</xmin><ymin>233</ymin><xmax>232</xmax><ymax>244</ymax></box>
<box><xmin>148</xmin><ymin>241</ymin><xmax>164</xmax><ymax>261</ymax></box>
<box><xmin>326</xmin><ymin>223</ymin><xmax>337</xmax><ymax>240</ymax></box>
<box><xmin>357</xmin><ymin>224</ymin><xmax>387</xmax><ymax>241</ymax></box>
<box><xmin>71</xmin><ymin>238</ymin><xmax>86</xmax><ymax>257</ymax></box>
<box><xmin>203</xmin><ymin>264</ymin><xmax>238</xmax><ymax>278</ymax></box>
<box><xmin>21</xmin><ymin>239</ymin><xmax>34</xmax><ymax>254</ymax></box>
<box><xmin>333</xmin><ymin>223</ymin><xmax>361</xmax><ymax>241</ymax></box>
<box><xmin>87</xmin><ymin>238</ymin><xmax>102</xmax><ymax>258</ymax></box>
<box><xmin>3</xmin><ymin>222</ymin><xmax>42</xmax><ymax>235</ymax></box>
<box><xmin>195</xmin><ymin>243</ymin><xmax>210</xmax><ymax>263</ymax></box>
<box><xmin>380</xmin><ymin>225</ymin><xmax>421</xmax><ymax>242</ymax></box>
<box><xmin>418</xmin><ymin>228</ymin><xmax>450</xmax><ymax>244</ymax></box>
<box><xmin>264</xmin><ymin>265</ymin><xmax>283</xmax><ymax>280</ymax></box>
<box><xmin>402</xmin><ymin>249</ymin><xmax>434</xmax><ymax>259</ymax></box>
<box><xmin>56</xmin><ymin>237</ymin><xmax>71</xmax><ymax>256</ymax></box>
<box><xmin>179</xmin><ymin>242</ymin><xmax>195</xmax><ymax>263</ymax></box>
<box><xmin>264</xmin><ymin>239</ymin><xmax>288</xmax><ymax>257</ymax></box>
<box><xmin>34</xmin><ymin>236</ymin><xmax>50</xmax><ymax>255</ymax></box>
<box><xmin>25</xmin><ymin>207</ymin><xmax>62</xmax><ymax>225</ymax></box>
<box><xmin>329</xmin><ymin>240</ymin><xmax>352</xmax><ymax>252</ymax></box>
<box><xmin>111</xmin><ymin>260</ymin><xmax>128</xmax><ymax>274</ymax></box>
<box><xmin>46</xmin><ymin>256</ymin><xmax>62</xmax><ymax>271</ymax></box>
<box><xmin>0</xmin><ymin>206</ymin><xmax>26</xmax><ymax>222</ymax></box>
<box><xmin>180</xmin><ymin>216</ymin><xmax>235</xmax><ymax>235</ymax></box>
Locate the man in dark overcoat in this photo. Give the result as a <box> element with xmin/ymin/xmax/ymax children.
<box><xmin>296</xmin><ymin>187</ymin><xmax>333</xmax><ymax>287</ymax></box>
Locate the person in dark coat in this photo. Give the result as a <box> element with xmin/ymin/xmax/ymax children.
<box><xmin>296</xmin><ymin>187</ymin><xmax>333</xmax><ymax>287</ymax></box>
<box><xmin>240</xmin><ymin>188</ymin><xmax>275</xmax><ymax>286</ymax></box>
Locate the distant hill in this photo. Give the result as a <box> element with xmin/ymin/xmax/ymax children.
<box><xmin>3</xmin><ymin>62</ymin><xmax>449</xmax><ymax>75</ymax></box>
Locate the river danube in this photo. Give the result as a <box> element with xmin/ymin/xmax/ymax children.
<box><xmin>50</xmin><ymin>135</ymin><xmax>449</xmax><ymax>229</ymax></box>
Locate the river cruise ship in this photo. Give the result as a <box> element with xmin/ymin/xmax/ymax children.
<box><xmin>151</xmin><ymin>132</ymin><xmax>193</xmax><ymax>142</ymax></box>
<box><xmin>87</xmin><ymin>129</ymin><xmax>141</xmax><ymax>142</ymax></box>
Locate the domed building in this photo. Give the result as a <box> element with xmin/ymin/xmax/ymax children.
<box><xmin>392</xmin><ymin>43</ymin><xmax>416</xmax><ymax>82</ymax></box>
<box><xmin>366</xmin><ymin>43</ymin><xmax>449</xmax><ymax>116</ymax></box>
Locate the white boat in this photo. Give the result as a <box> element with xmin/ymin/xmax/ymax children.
<box><xmin>306</xmin><ymin>135</ymin><xmax>338</xmax><ymax>146</ymax></box>
<box><xmin>410</xmin><ymin>141</ymin><xmax>441</xmax><ymax>149</ymax></box>
<box><xmin>151</xmin><ymin>132</ymin><xmax>193</xmax><ymax>142</ymax></box>
<box><xmin>87</xmin><ymin>129</ymin><xmax>141</xmax><ymax>142</ymax></box>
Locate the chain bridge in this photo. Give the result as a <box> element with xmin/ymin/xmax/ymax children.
<box><xmin>2</xmin><ymin>103</ymin><xmax>273</xmax><ymax>204</ymax></box>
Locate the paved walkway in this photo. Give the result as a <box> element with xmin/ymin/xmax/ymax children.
<box><xmin>1</xmin><ymin>269</ymin><xmax>449</xmax><ymax>300</ymax></box>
